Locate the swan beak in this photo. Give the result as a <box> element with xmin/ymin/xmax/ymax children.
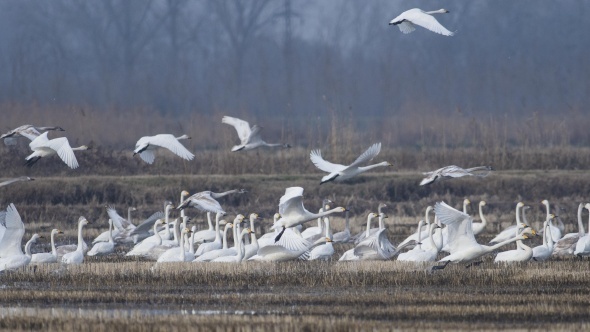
<box><xmin>39</xmin><ymin>236</ymin><xmax>45</xmax><ymax>239</ymax></box>
<box><xmin>387</xmin><ymin>162</ymin><xmax>393</xmax><ymax>166</ymax></box>
<box><xmin>383</xmin><ymin>214</ymin><xmax>388</xmax><ymax>218</ymax></box>
<box><xmin>445</xmin><ymin>10</ymin><xmax>450</xmax><ymax>13</ymax></box>
<box><xmin>30</xmin><ymin>178</ymin><xmax>35</xmax><ymax>181</ymax></box>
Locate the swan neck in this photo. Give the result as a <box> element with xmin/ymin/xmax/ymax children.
<box><xmin>128</xmin><ymin>209</ymin><xmax>133</xmax><ymax>226</ymax></box>
<box><xmin>77</xmin><ymin>221</ymin><xmax>85</xmax><ymax>251</ymax></box>
<box><xmin>479</xmin><ymin>205</ymin><xmax>487</xmax><ymax>227</ymax></box>
<box><xmin>541</xmin><ymin>220</ymin><xmax>548</xmax><ymax>245</ymax></box>
<box><xmin>428</xmin><ymin>224</ymin><xmax>438</xmax><ymax>252</ymax></box>
<box><xmin>190</xmin><ymin>232</ymin><xmax>195</xmax><ymax>254</ymax></box>
<box><xmin>487</xmin><ymin>236</ymin><xmax>522</xmax><ymax>252</ymax></box>
<box><xmin>25</xmin><ymin>238</ymin><xmax>35</xmax><ymax>257</ymax></box>
<box><xmin>546</xmin><ymin>223</ymin><xmax>554</xmax><ymax>246</ymax></box>
<box><xmin>214</xmin><ymin>217</ymin><xmax>221</xmax><ymax>242</ymax></box>
<box><xmin>173</xmin><ymin>220</ymin><xmax>181</xmax><ymax>245</ymax></box>
<box><xmin>154</xmin><ymin>222</ymin><xmax>162</xmax><ymax>243</ymax></box>
<box><xmin>515</xmin><ymin>204</ymin><xmax>522</xmax><ymax>231</ymax></box>
<box><xmin>577</xmin><ymin>205</ymin><xmax>586</xmax><ymax>236</ymax></box>
<box><xmin>416</xmin><ymin>221</ymin><xmax>424</xmax><ymax>250</ymax></box>
<box><xmin>544</xmin><ymin>201</ymin><xmax>550</xmax><ymax>219</ymax></box>
<box><xmin>359</xmin><ymin>163</ymin><xmax>388</xmax><ymax>171</ymax></box>
<box><xmin>222</xmin><ymin>225</ymin><xmax>231</xmax><ymax>249</ymax></box>
<box><xmin>179</xmin><ymin>232</ymin><xmax>185</xmax><ymax>261</ymax></box>
<box><xmin>324</xmin><ymin>218</ymin><xmax>330</xmax><ymax>237</ymax></box>
<box><xmin>366</xmin><ymin>216</ymin><xmax>373</xmax><ymax>236</ymax></box>
<box><xmin>108</xmin><ymin>221</ymin><xmax>114</xmax><ymax>243</ymax></box>
<box><xmin>51</xmin><ymin>232</ymin><xmax>57</xmax><ymax>256</ymax></box>
<box><xmin>207</xmin><ymin>213</ymin><xmax>213</xmax><ymax>231</ymax></box>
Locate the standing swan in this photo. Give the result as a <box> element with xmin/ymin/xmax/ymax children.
<box><xmin>87</xmin><ymin>219</ymin><xmax>115</xmax><ymax>256</ymax></box>
<box><xmin>25</xmin><ymin>132</ymin><xmax>90</xmax><ymax>169</ymax></box>
<box><xmin>222</xmin><ymin>116</ymin><xmax>290</xmax><ymax>152</ymax></box>
<box><xmin>31</xmin><ymin>229</ymin><xmax>63</xmax><ymax>264</ymax></box>
<box><xmin>574</xmin><ymin>203</ymin><xmax>590</xmax><ymax>257</ymax></box>
<box><xmin>62</xmin><ymin>217</ymin><xmax>90</xmax><ymax>265</ymax></box>
<box><xmin>553</xmin><ymin>203</ymin><xmax>587</xmax><ymax>256</ymax></box>
<box><xmin>271</xmin><ymin>187</ymin><xmax>346</xmax><ymax>242</ymax></box>
<box><xmin>310</xmin><ymin>143</ymin><xmax>392</xmax><ymax>184</ymax></box>
<box><xmin>471</xmin><ymin>201</ymin><xmax>488</xmax><ymax>236</ymax></box>
<box><xmin>133</xmin><ymin>134</ymin><xmax>194</xmax><ymax>164</ymax></box>
<box><xmin>389</xmin><ymin>8</ymin><xmax>454</xmax><ymax>36</ymax></box>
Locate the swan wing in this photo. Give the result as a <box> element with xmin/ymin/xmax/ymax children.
<box><xmin>398</xmin><ymin>21</ymin><xmax>416</xmax><ymax>34</ymax></box>
<box><xmin>278</xmin><ymin>187</ymin><xmax>306</xmax><ymax>217</ymax></box>
<box><xmin>149</xmin><ymin>135</ymin><xmax>194</xmax><ymax>161</ymax></box>
<box><xmin>139</xmin><ymin>150</ymin><xmax>155</xmax><ymax>164</ymax></box>
<box><xmin>347</xmin><ymin>143</ymin><xmax>382</xmax><ymax>169</ymax></box>
<box><xmin>19</xmin><ymin>127</ymin><xmax>41</xmax><ymax>141</ymax></box>
<box><xmin>439</xmin><ymin>165</ymin><xmax>471</xmax><ymax>178</ymax></box>
<box><xmin>29</xmin><ymin>131</ymin><xmax>50</xmax><ymax>150</ymax></box>
<box><xmin>434</xmin><ymin>202</ymin><xmax>479</xmax><ymax>254</ymax></box>
<box><xmin>0</xmin><ymin>204</ymin><xmax>25</xmax><ymax>257</ymax></box>
<box><xmin>45</xmin><ymin>137</ymin><xmax>79</xmax><ymax>169</ymax></box>
<box><xmin>222</xmin><ymin>116</ymin><xmax>252</xmax><ymax>144</ymax></box>
<box><xmin>130</xmin><ymin>211</ymin><xmax>165</xmax><ymax>237</ymax></box>
<box><xmin>309</xmin><ymin>150</ymin><xmax>345</xmax><ymax>173</ymax></box>
<box><xmin>247</xmin><ymin>125</ymin><xmax>264</xmax><ymax>144</ymax></box>
<box><xmin>464</xmin><ymin>166</ymin><xmax>493</xmax><ymax>177</ymax></box>
<box><xmin>185</xmin><ymin>192</ymin><xmax>226</xmax><ymax>214</ymax></box>
<box><xmin>106</xmin><ymin>206</ymin><xmax>127</xmax><ymax>230</ymax></box>
<box><xmin>275</xmin><ymin>230</ymin><xmax>311</xmax><ymax>252</ymax></box>
<box><xmin>404</xmin><ymin>10</ymin><xmax>454</xmax><ymax>36</ymax></box>
<box><xmin>354</xmin><ymin>229</ymin><xmax>387</xmax><ymax>256</ymax></box>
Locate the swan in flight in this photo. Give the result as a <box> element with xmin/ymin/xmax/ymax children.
<box><xmin>553</xmin><ymin>203</ymin><xmax>586</xmax><ymax>256</ymax></box>
<box><xmin>1</xmin><ymin>124</ymin><xmax>64</xmax><ymax>145</ymax></box>
<box><xmin>177</xmin><ymin>189</ymin><xmax>246</xmax><ymax>215</ymax></box>
<box><xmin>0</xmin><ymin>177</ymin><xmax>34</xmax><ymax>188</ymax></box>
<box><xmin>62</xmin><ymin>217</ymin><xmax>90</xmax><ymax>265</ymax></box>
<box><xmin>389</xmin><ymin>8</ymin><xmax>454</xmax><ymax>36</ymax></box>
<box><xmin>31</xmin><ymin>229</ymin><xmax>63</xmax><ymax>264</ymax></box>
<box><xmin>133</xmin><ymin>134</ymin><xmax>194</xmax><ymax>164</ymax></box>
<box><xmin>432</xmin><ymin>202</ymin><xmax>535</xmax><ymax>270</ymax></box>
<box><xmin>420</xmin><ymin>165</ymin><xmax>493</xmax><ymax>186</ymax></box>
<box><xmin>25</xmin><ymin>132</ymin><xmax>90</xmax><ymax>169</ymax></box>
<box><xmin>310</xmin><ymin>143</ymin><xmax>392</xmax><ymax>184</ymax></box>
<box><xmin>0</xmin><ymin>234</ymin><xmax>42</xmax><ymax>272</ymax></box>
<box><xmin>87</xmin><ymin>219</ymin><xmax>115</xmax><ymax>257</ymax></box>
<box><xmin>271</xmin><ymin>187</ymin><xmax>346</xmax><ymax>242</ymax></box>
<box><xmin>222</xmin><ymin>116</ymin><xmax>290</xmax><ymax>152</ymax></box>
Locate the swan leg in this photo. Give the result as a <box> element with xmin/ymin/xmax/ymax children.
<box><xmin>24</xmin><ymin>156</ymin><xmax>42</xmax><ymax>167</ymax></box>
<box><xmin>431</xmin><ymin>261</ymin><xmax>450</xmax><ymax>271</ymax></box>
<box><xmin>274</xmin><ymin>226</ymin><xmax>286</xmax><ymax>243</ymax></box>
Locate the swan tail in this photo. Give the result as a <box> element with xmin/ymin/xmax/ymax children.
<box><xmin>24</xmin><ymin>156</ymin><xmax>41</xmax><ymax>168</ymax></box>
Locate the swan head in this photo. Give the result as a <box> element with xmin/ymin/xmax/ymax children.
<box><xmin>334</xmin><ymin>207</ymin><xmax>346</xmax><ymax>213</ymax></box>
<box><xmin>325</xmin><ymin>237</ymin><xmax>333</xmax><ymax>243</ymax></box>
<box><xmin>479</xmin><ymin>201</ymin><xmax>486</xmax><ymax>207</ymax></box>
<box><xmin>51</xmin><ymin>229</ymin><xmax>64</xmax><ymax>235</ymax></box>
<box><xmin>156</xmin><ymin>218</ymin><xmax>166</xmax><ymax>225</ymax></box>
<box><xmin>464</xmin><ymin>199</ymin><xmax>471</xmax><ymax>205</ymax></box>
<box><xmin>181</xmin><ymin>190</ymin><xmax>190</xmax><ymax>196</ymax></box>
<box><xmin>249</xmin><ymin>213</ymin><xmax>259</xmax><ymax>220</ymax></box>
<box><xmin>78</xmin><ymin>145</ymin><xmax>91</xmax><ymax>150</ymax></box>
<box><xmin>541</xmin><ymin>199</ymin><xmax>549</xmax><ymax>205</ymax></box>
<box><xmin>585</xmin><ymin>203</ymin><xmax>590</xmax><ymax>210</ymax></box>
<box><xmin>368</xmin><ymin>212</ymin><xmax>378</xmax><ymax>219</ymax></box>
<box><xmin>219</xmin><ymin>220</ymin><xmax>227</xmax><ymax>226</ymax></box>
<box><xmin>234</xmin><ymin>214</ymin><xmax>245</xmax><ymax>223</ymax></box>
<box><xmin>79</xmin><ymin>216</ymin><xmax>90</xmax><ymax>225</ymax></box>
<box><xmin>283</xmin><ymin>144</ymin><xmax>292</xmax><ymax>148</ymax></box>
<box><xmin>516</xmin><ymin>202</ymin><xmax>524</xmax><ymax>208</ymax></box>
<box><xmin>31</xmin><ymin>233</ymin><xmax>43</xmax><ymax>242</ymax></box>
<box><xmin>177</xmin><ymin>134</ymin><xmax>191</xmax><ymax>140</ymax></box>
<box><xmin>438</xmin><ymin>9</ymin><xmax>450</xmax><ymax>13</ymax></box>
<box><xmin>273</xmin><ymin>213</ymin><xmax>281</xmax><ymax>222</ymax></box>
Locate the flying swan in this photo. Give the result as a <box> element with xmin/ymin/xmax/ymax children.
<box><xmin>389</xmin><ymin>8</ymin><xmax>454</xmax><ymax>36</ymax></box>
<box><xmin>133</xmin><ymin>134</ymin><xmax>194</xmax><ymax>164</ymax></box>
<box><xmin>25</xmin><ymin>132</ymin><xmax>90</xmax><ymax>169</ymax></box>
<box><xmin>1</xmin><ymin>125</ymin><xmax>64</xmax><ymax>146</ymax></box>
<box><xmin>310</xmin><ymin>143</ymin><xmax>392</xmax><ymax>184</ymax></box>
<box><xmin>222</xmin><ymin>116</ymin><xmax>290</xmax><ymax>152</ymax></box>
<box><xmin>420</xmin><ymin>165</ymin><xmax>493</xmax><ymax>186</ymax></box>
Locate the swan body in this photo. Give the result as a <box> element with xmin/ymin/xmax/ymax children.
<box><xmin>0</xmin><ymin>177</ymin><xmax>35</xmax><ymax>188</ymax></box>
<box><xmin>308</xmin><ymin>238</ymin><xmax>334</xmax><ymax>261</ymax></box>
<box><xmin>434</xmin><ymin>202</ymin><xmax>534</xmax><ymax>267</ymax></box>
<box><xmin>157</xmin><ymin>228</ymin><xmax>195</xmax><ymax>262</ymax></box>
<box><xmin>1</xmin><ymin>125</ymin><xmax>64</xmax><ymax>145</ymax></box>
<box><xmin>87</xmin><ymin>219</ymin><xmax>115</xmax><ymax>256</ymax></box>
<box><xmin>352</xmin><ymin>204</ymin><xmax>387</xmax><ymax>244</ymax></box>
<box><xmin>353</xmin><ymin>229</ymin><xmax>417</xmax><ymax>261</ymax></box>
<box><xmin>333</xmin><ymin>209</ymin><xmax>351</xmax><ymax>243</ymax></box>
<box><xmin>389</xmin><ymin>8</ymin><xmax>454</xmax><ymax>36</ymax></box>
<box><xmin>93</xmin><ymin>206</ymin><xmax>136</xmax><ymax>244</ymax></box>
<box><xmin>532</xmin><ymin>216</ymin><xmax>556</xmax><ymax>261</ymax></box>
<box><xmin>471</xmin><ymin>201</ymin><xmax>488</xmax><ymax>236</ymax></box>
<box><xmin>242</xmin><ymin>213</ymin><xmax>260</xmax><ymax>261</ymax></box>
<box><xmin>495</xmin><ymin>213</ymin><xmax>537</xmax><ymax>263</ymax></box>
<box><xmin>553</xmin><ymin>203</ymin><xmax>586</xmax><ymax>256</ymax></box>
<box><xmin>177</xmin><ymin>189</ymin><xmax>246</xmax><ymax>215</ymax></box>
<box><xmin>310</xmin><ymin>143</ymin><xmax>392</xmax><ymax>184</ymax></box>
<box><xmin>0</xmin><ymin>234</ymin><xmax>42</xmax><ymax>271</ymax></box>
<box><xmin>196</xmin><ymin>216</ymin><xmax>244</xmax><ymax>261</ymax></box>
<box><xmin>249</xmin><ymin>232</ymin><xmax>326</xmax><ymax>262</ymax></box>
<box><xmin>25</xmin><ymin>132</ymin><xmax>90</xmax><ymax>169</ymax></box>
<box><xmin>195</xmin><ymin>215</ymin><xmax>226</xmax><ymax>256</ymax></box>
<box><xmin>126</xmin><ymin>219</ymin><xmax>166</xmax><ymax>257</ymax></box>
<box><xmin>398</xmin><ymin>222</ymin><xmax>441</xmax><ymax>262</ymax></box>
<box><xmin>31</xmin><ymin>229</ymin><xmax>63</xmax><ymax>264</ymax></box>
<box><xmin>133</xmin><ymin>134</ymin><xmax>193</xmax><ymax>164</ymax></box>
<box><xmin>574</xmin><ymin>203</ymin><xmax>590</xmax><ymax>257</ymax></box>
<box><xmin>271</xmin><ymin>187</ymin><xmax>346</xmax><ymax>241</ymax></box>
<box><xmin>489</xmin><ymin>203</ymin><xmax>529</xmax><ymax>245</ymax></box>
<box><xmin>62</xmin><ymin>217</ymin><xmax>90</xmax><ymax>265</ymax></box>
<box><xmin>0</xmin><ymin>204</ymin><xmax>26</xmax><ymax>259</ymax></box>
<box><xmin>541</xmin><ymin>200</ymin><xmax>562</xmax><ymax>241</ymax></box>
<box><xmin>222</xmin><ymin>116</ymin><xmax>290</xmax><ymax>152</ymax></box>
<box><xmin>420</xmin><ymin>165</ymin><xmax>492</xmax><ymax>186</ymax></box>
<box><xmin>193</xmin><ymin>212</ymin><xmax>218</xmax><ymax>244</ymax></box>
<box><xmin>212</xmin><ymin>228</ymin><xmax>251</xmax><ymax>263</ymax></box>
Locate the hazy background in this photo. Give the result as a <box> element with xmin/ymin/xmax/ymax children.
<box><xmin>0</xmin><ymin>0</ymin><xmax>588</xmax><ymax>174</ymax></box>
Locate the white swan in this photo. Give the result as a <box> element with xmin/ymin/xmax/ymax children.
<box><xmin>128</xmin><ymin>210</ymin><xmax>166</xmax><ymax>244</ymax></box>
<box><xmin>420</xmin><ymin>166</ymin><xmax>492</xmax><ymax>186</ymax></box>
<box><xmin>25</xmin><ymin>132</ymin><xmax>90</xmax><ymax>169</ymax></box>
<box><xmin>389</xmin><ymin>8</ymin><xmax>454</xmax><ymax>36</ymax></box>
<box><xmin>0</xmin><ymin>177</ymin><xmax>34</xmax><ymax>188</ymax></box>
<box><xmin>399</xmin><ymin>206</ymin><xmax>433</xmax><ymax>248</ymax></box>
<box><xmin>489</xmin><ymin>202</ymin><xmax>528</xmax><ymax>245</ymax></box>
<box><xmin>126</xmin><ymin>219</ymin><xmax>167</xmax><ymax>257</ymax></box>
<box><xmin>177</xmin><ymin>189</ymin><xmax>246</xmax><ymax>215</ymax></box>
<box><xmin>222</xmin><ymin>116</ymin><xmax>290</xmax><ymax>152</ymax></box>
<box><xmin>211</xmin><ymin>228</ymin><xmax>251</xmax><ymax>263</ymax></box>
<box><xmin>1</xmin><ymin>124</ymin><xmax>64</xmax><ymax>145</ymax></box>
<box><xmin>62</xmin><ymin>217</ymin><xmax>90</xmax><ymax>265</ymax></box>
<box><xmin>471</xmin><ymin>201</ymin><xmax>488</xmax><ymax>236</ymax></box>
<box><xmin>310</xmin><ymin>143</ymin><xmax>392</xmax><ymax>184</ymax></box>
<box><xmin>157</xmin><ymin>228</ymin><xmax>194</xmax><ymax>263</ymax></box>
<box><xmin>249</xmin><ymin>232</ymin><xmax>327</xmax><ymax>262</ymax></box>
<box><xmin>93</xmin><ymin>206</ymin><xmax>136</xmax><ymax>244</ymax></box>
<box><xmin>532</xmin><ymin>215</ymin><xmax>556</xmax><ymax>261</ymax></box>
<box><xmin>398</xmin><ymin>222</ymin><xmax>441</xmax><ymax>262</ymax></box>
<box><xmin>242</xmin><ymin>213</ymin><xmax>260</xmax><ymax>261</ymax></box>
<box><xmin>133</xmin><ymin>134</ymin><xmax>193</xmax><ymax>164</ymax></box>
<box><xmin>333</xmin><ymin>209</ymin><xmax>352</xmax><ymax>243</ymax></box>
<box><xmin>271</xmin><ymin>187</ymin><xmax>346</xmax><ymax>241</ymax></box>
<box><xmin>353</xmin><ymin>230</ymin><xmax>417</xmax><ymax>261</ymax></box>
<box><xmin>495</xmin><ymin>219</ymin><xmax>537</xmax><ymax>263</ymax></box>
<box><xmin>433</xmin><ymin>202</ymin><xmax>535</xmax><ymax>269</ymax></box>
<box><xmin>542</xmin><ymin>200</ymin><xmax>562</xmax><ymax>241</ymax></box>
<box><xmin>87</xmin><ymin>219</ymin><xmax>115</xmax><ymax>257</ymax></box>
<box><xmin>193</xmin><ymin>212</ymin><xmax>218</xmax><ymax>244</ymax></box>
<box><xmin>309</xmin><ymin>217</ymin><xmax>334</xmax><ymax>261</ymax></box>
<box><xmin>31</xmin><ymin>229</ymin><xmax>63</xmax><ymax>264</ymax></box>
<box><xmin>0</xmin><ymin>204</ymin><xmax>26</xmax><ymax>259</ymax></box>
<box><xmin>257</xmin><ymin>213</ymin><xmax>283</xmax><ymax>249</ymax></box>
<box><xmin>553</xmin><ymin>203</ymin><xmax>586</xmax><ymax>256</ymax></box>
<box><xmin>574</xmin><ymin>203</ymin><xmax>590</xmax><ymax>257</ymax></box>
<box><xmin>195</xmin><ymin>216</ymin><xmax>227</xmax><ymax>256</ymax></box>
<box><xmin>352</xmin><ymin>209</ymin><xmax>385</xmax><ymax>244</ymax></box>
<box><xmin>196</xmin><ymin>215</ymin><xmax>244</xmax><ymax>261</ymax></box>
<box><xmin>0</xmin><ymin>234</ymin><xmax>42</xmax><ymax>271</ymax></box>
